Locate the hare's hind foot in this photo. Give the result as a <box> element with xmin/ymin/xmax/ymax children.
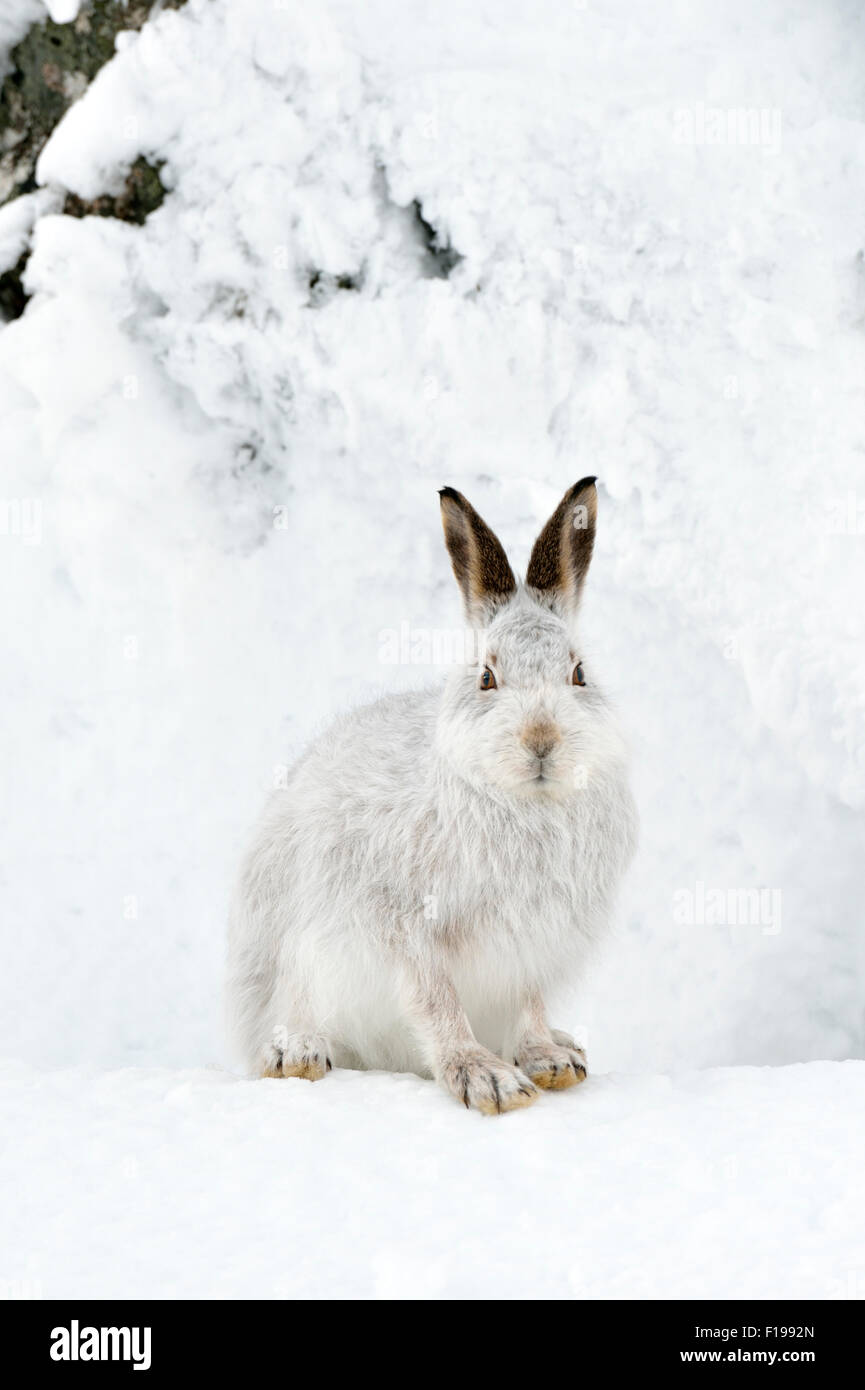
<box><xmin>260</xmin><ymin>1028</ymin><xmax>332</xmax><ymax>1082</ymax></box>
<box><xmin>441</xmin><ymin>1046</ymin><xmax>538</xmax><ymax>1116</ymax></box>
<box><xmin>516</xmin><ymin>1033</ymin><xmax>587</xmax><ymax>1091</ymax></box>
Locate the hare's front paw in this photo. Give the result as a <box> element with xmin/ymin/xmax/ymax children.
<box><xmin>441</xmin><ymin>1047</ymin><xmax>538</xmax><ymax>1116</ymax></box>
<box><xmin>515</xmin><ymin>1040</ymin><xmax>587</xmax><ymax>1091</ymax></box>
<box><xmin>260</xmin><ymin>1029</ymin><xmax>332</xmax><ymax>1082</ymax></box>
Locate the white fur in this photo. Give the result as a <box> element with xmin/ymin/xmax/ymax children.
<box><xmin>226</xmin><ymin>583</ymin><xmax>637</xmax><ymax>1110</ymax></box>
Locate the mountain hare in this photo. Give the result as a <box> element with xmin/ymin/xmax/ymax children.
<box><xmin>227</xmin><ymin>480</ymin><xmax>637</xmax><ymax>1114</ymax></box>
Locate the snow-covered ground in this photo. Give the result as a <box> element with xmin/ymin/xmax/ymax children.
<box><xmin>1</xmin><ymin>0</ymin><xmax>864</xmax><ymax>1298</ymax></box>
<box><xmin>2</xmin><ymin>1058</ymin><xmax>863</xmax><ymax>1300</ymax></box>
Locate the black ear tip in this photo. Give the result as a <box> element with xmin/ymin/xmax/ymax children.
<box><xmin>572</xmin><ymin>475</ymin><xmax>598</xmax><ymax>494</ymax></box>
<box><xmin>439</xmin><ymin>486</ymin><xmax>462</xmax><ymax>504</ymax></box>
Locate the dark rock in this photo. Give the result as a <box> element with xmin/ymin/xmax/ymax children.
<box><xmin>0</xmin><ymin>2</ymin><xmax>185</xmax><ymax>321</ymax></box>
<box><xmin>0</xmin><ymin>1</ymin><xmax>185</xmax><ymax>213</ymax></box>
<box><xmin>63</xmin><ymin>154</ymin><xmax>167</xmax><ymax>225</ymax></box>
<box><xmin>412</xmin><ymin>199</ymin><xmax>462</xmax><ymax>279</ymax></box>
<box><xmin>307</xmin><ymin>268</ymin><xmax>361</xmax><ymax>306</ymax></box>
<box><xmin>0</xmin><ymin>251</ymin><xmax>29</xmax><ymax>320</ymax></box>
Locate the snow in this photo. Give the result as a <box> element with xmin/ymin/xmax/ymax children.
<box><xmin>42</xmin><ymin>0</ymin><xmax>79</xmax><ymax>24</ymax></box>
<box><xmin>1</xmin><ymin>1058</ymin><xmax>863</xmax><ymax>1299</ymax></box>
<box><xmin>0</xmin><ymin>1</ymin><xmax>42</xmax><ymax>77</ymax></box>
<box><xmin>0</xmin><ymin>189</ymin><xmax>60</xmax><ymax>269</ymax></box>
<box><xmin>1</xmin><ymin>0</ymin><xmax>864</xmax><ymax>1298</ymax></box>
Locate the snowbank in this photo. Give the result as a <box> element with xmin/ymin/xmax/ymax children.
<box><xmin>1</xmin><ymin>1058</ymin><xmax>863</xmax><ymax>1299</ymax></box>
<box><xmin>0</xmin><ymin>0</ymin><xmax>863</xmax><ymax>1085</ymax></box>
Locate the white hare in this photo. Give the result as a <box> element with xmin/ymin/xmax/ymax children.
<box><xmin>227</xmin><ymin>480</ymin><xmax>637</xmax><ymax>1114</ymax></box>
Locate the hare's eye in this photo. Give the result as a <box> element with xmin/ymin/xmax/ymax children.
<box><xmin>479</xmin><ymin>666</ymin><xmax>497</xmax><ymax>691</ymax></box>
<box><xmin>572</xmin><ymin>662</ymin><xmax>586</xmax><ymax>687</ymax></box>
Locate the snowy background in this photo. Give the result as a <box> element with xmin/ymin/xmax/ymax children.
<box><xmin>1</xmin><ymin>0</ymin><xmax>864</xmax><ymax>1299</ymax></box>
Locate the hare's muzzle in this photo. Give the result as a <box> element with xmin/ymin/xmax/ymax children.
<box><xmin>520</xmin><ymin>720</ymin><xmax>561</xmax><ymax>762</ymax></box>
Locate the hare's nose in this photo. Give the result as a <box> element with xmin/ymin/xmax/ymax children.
<box><xmin>521</xmin><ymin>722</ymin><xmax>560</xmax><ymax>760</ymax></box>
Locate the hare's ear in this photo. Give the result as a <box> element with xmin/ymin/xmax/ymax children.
<box><xmin>525</xmin><ymin>477</ymin><xmax>598</xmax><ymax>613</ymax></box>
<box><xmin>439</xmin><ymin>487</ymin><xmax>516</xmax><ymax>623</ymax></box>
